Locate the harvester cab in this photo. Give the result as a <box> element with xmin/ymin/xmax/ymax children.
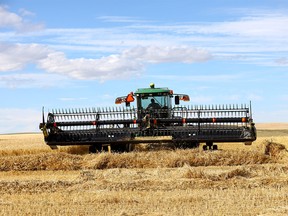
<box><xmin>115</xmin><ymin>83</ymin><xmax>189</xmax><ymax>119</ymax></box>
<box><xmin>40</xmin><ymin>83</ymin><xmax>256</xmax><ymax>152</ymax></box>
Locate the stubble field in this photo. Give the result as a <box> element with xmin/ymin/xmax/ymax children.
<box><xmin>0</xmin><ymin>123</ymin><xmax>288</xmax><ymax>216</ymax></box>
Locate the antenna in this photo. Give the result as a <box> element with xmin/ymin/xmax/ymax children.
<box><xmin>249</xmin><ymin>101</ymin><xmax>253</xmax><ymax>119</ymax></box>
<box><xmin>42</xmin><ymin>106</ymin><xmax>45</xmax><ymax>124</ymax></box>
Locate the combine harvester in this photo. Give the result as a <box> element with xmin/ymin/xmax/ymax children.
<box><xmin>39</xmin><ymin>83</ymin><xmax>256</xmax><ymax>152</ymax></box>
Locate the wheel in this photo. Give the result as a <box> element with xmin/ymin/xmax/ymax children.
<box><xmin>89</xmin><ymin>145</ymin><xmax>97</xmax><ymax>153</ymax></box>
<box><xmin>110</xmin><ymin>144</ymin><xmax>126</xmax><ymax>153</ymax></box>
<box><xmin>212</xmin><ymin>145</ymin><xmax>218</xmax><ymax>150</ymax></box>
<box><xmin>191</xmin><ymin>142</ymin><xmax>200</xmax><ymax>148</ymax></box>
<box><xmin>203</xmin><ymin>145</ymin><xmax>208</xmax><ymax>151</ymax></box>
<box><xmin>89</xmin><ymin>145</ymin><xmax>102</xmax><ymax>153</ymax></box>
<box><xmin>206</xmin><ymin>141</ymin><xmax>213</xmax><ymax>150</ymax></box>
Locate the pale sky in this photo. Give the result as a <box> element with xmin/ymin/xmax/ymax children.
<box><xmin>1</xmin><ymin>0</ymin><xmax>288</xmax><ymax>133</ymax></box>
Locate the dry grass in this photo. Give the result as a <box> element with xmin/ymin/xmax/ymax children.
<box><xmin>0</xmin><ymin>149</ymin><xmax>275</xmax><ymax>171</ymax></box>
<box><xmin>0</xmin><ymin>164</ymin><xmax>288</xmax><ymax>215</ymax></box>
<box><xmin>1</xmin><ymin>126</ymin><xmax>288</xmax><ymax>215</ymax></box>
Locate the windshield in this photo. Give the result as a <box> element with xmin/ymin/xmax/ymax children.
<box><xmin>138</xmin><ymin>94</ymin><xmax>170</xmax><ymax>109</ymax></box>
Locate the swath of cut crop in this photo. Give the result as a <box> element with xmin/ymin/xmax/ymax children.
<box><xmin>264</xmin><ymin>140</ymin><xmax>287</xmax><ymax>157</ymax></box>
<box><xmin>0</xmin><ymin>148</ymin><xmax>282</xmax><ymax>172</ymax></box>
<box><xmin>183</xmin><ymin>166</ymin><xmax>253</xmax><ymax>181</ymax></box>
<box><xmin>0</xmin><ymin>153</ymin><xmax>82</xmax><ymax>171</ymax></box>
<box><xmin>0</xmin><ymin>180</ymin><xmax>75</xmax><ymax>194</ymax></box>
<box><xmin>82</xmin><ymin>149</ymin><xmax>272</xmax><ymax>170</ymax></box>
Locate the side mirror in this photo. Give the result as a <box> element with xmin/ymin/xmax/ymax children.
<box><xmin>182</xmin><ymin>95</ymin><xmax>190</xmax><ymax>101</ymax></box>
<box><xmin>175</xmin><ymin>96</ymin><xmax>180</xmax><ymax>105</ymax></box>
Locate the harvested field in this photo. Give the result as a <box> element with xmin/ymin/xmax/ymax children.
<box><xmin>1</xmin><ymin>124</ymin><xmax>288</xmax><ymax>215</ymax></box>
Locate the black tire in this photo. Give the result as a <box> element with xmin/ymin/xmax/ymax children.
<box><xmin>89</xmin><ymin>145</ymin><xmax>102</xmax><ymax>153</ymax></box>
<box><xmin>89</xmin><ymin>145</ymin><xmax>97</xmax><ymax>153</ymax></box>
<box><xmin>111</xmin><ymin>144</ymin><xmax>126</xmax><ymax>153</ymax></box>
<box><xmin>191</xmin><ymin>142</ymin><xmax>200</xmax><ymax>148</ymax></box>
<box><xmin>203</xmin><ymin>145</ymin><xmax>208</xmax><ymax>151</ymax></box>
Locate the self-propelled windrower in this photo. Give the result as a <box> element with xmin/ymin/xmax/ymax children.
<box><xmin>39</xmin><ymin>83</ymin><xmax>256</xmax><ymax>152</ymax></box>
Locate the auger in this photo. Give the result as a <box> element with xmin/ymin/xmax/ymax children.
<box><xmin>39</xmin><ymin>83</ymin><xmax>257</xmax><ymax>152</ymax></box>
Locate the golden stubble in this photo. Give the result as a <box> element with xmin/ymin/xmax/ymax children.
<box><xmin>0</xmin><ymin>128</ymin><xmax>288</xmax><ymax>216</ymax></box>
